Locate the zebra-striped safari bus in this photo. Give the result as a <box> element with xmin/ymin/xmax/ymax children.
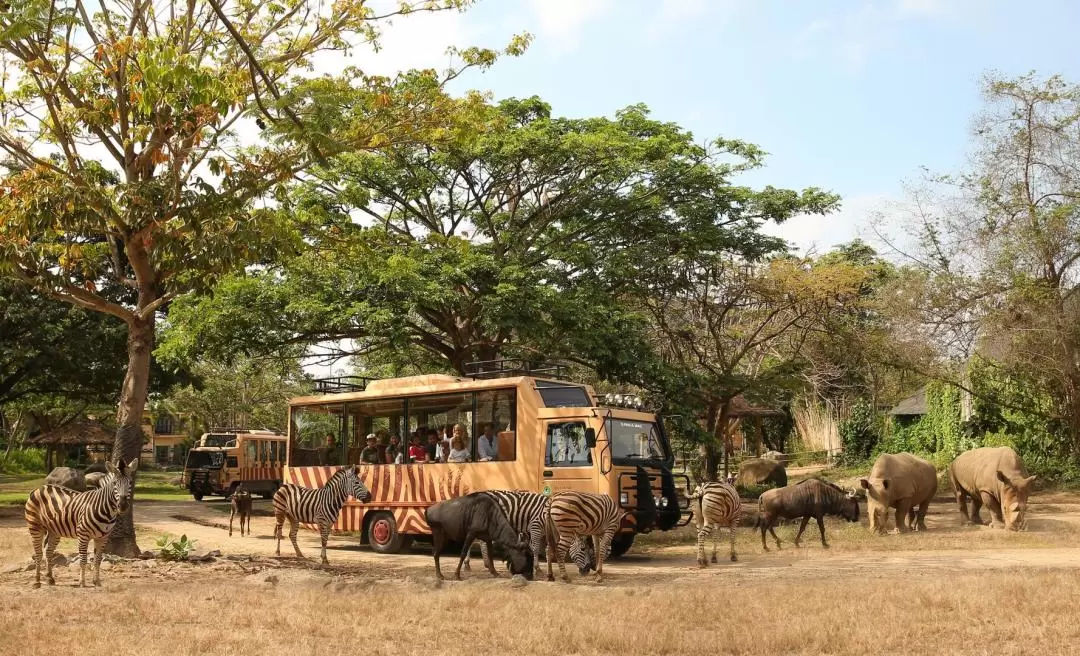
<box><xmin>182</xmin><ymin>429</ymin><xmax>287</xmax><ymax>501</ymax></box>
<box><xmin>285</xmin><ymin>360</ymin><xmax>692</xmax><ymax>556</ymax></box>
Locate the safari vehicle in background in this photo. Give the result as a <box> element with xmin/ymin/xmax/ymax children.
<box><xmin>285</xmin><ymin>360</ymin><xmax>692</xmax><ymax>556</ymax></box>
<box><xmin>182</xmin><ymin>429</ymin><xmax>287</xmax><ymax>501</ymax></box>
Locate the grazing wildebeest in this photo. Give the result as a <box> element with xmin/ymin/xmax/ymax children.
<box><xmin>755</xmin><ymin>478</ymin><xmax>860</xmax><ymax>550</ymax></box>
<box><xmin>230</xmin><ymin>486</ymin><xmax>252</xmax><ymax>537</ymax></box>
<box><xmin>425</xmin><ymin>492</ymin><xmax>534</xmax><ymax>581</ymax></box>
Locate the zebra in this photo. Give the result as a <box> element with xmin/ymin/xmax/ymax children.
<box><xmin>461</xmin><ymin>490</ymin><xmax>591</xmax><ymax>576</ymax></box>
<box><xmin>688</xmin><ymin>481</ymin><xmax>741</xmax><ymax>566</ymax></box>
<box><xmin>273</xmin><ymin>465</ymin><xmax>372</xmax><ymax>564</ymax></box>
<box><xmin>544</xmin><ymin>490</ymin><xmax>628</xmax><ymax>583</ymax></box>
<box><xmin>24</xmin><ymin>458</ymin><xmax>138</xmax><ymax>588</ymax></box>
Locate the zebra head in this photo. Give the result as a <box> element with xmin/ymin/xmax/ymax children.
<box><xmin>345</xmin><ymin>465</ymin><xmax>373</xmax><ymax>503</ymax></box>
<box><xmin>569</xmin><ymin>537</ymin><xmax>594</xmax><ymax>574</ymax></box>
<box><xmin>104</xmin><ymin>458</ymin><xmax>139</xmax><ymax>513</ymax></box>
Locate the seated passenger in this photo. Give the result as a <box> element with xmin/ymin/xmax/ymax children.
<box><xmin>325</xmin><ymin>433</ymin><xmax>340</xmax><ymax>466</ymax></box>
<box><xmin>360</xmin><ymin>434</ymin><xmax>381</xmax><ymax>465</ymax></box>
<box><xmin>477</xmin><ymin>423</ymin><xmax>498</xmax><ymax>462</ymax></box>
<box><xmin>447</xmin><ymin>436</ymin><xmax>470</xmax><ymax>463</ymax></box>
<box><xmin>386</xmin><ymin>434</ymin><xmax>403</xmax><ymax>464</ymax></box>
<box><xmin>408</xmin><ymin>435</ymin><xmax>427</xmax><ymax>462</ymax></box>
<box><xmin>452</xmin><ymin>422</ymin><xmax>471</xmax><ymax>452</ymax></box>
<box><xmin>426</xmin><ymin>429</ymin><xmax>444</xmax><ymax>463</ymax></box>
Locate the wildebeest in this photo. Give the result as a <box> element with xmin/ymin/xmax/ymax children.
<box><xmin>425</xmin><ymin>492</ymin><xmax>534</xmax><ymax>581</ymax></box>
<box><xmin>230</xmin><ymin>486</ymin><xmax>252</xmax><ymax>537</ymax></box>
<box><xmin>755</xmin><ymin>478</ymin><xmax>860</xmax><ymax>550</ymax></box>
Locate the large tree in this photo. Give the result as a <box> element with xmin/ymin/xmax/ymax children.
<box><xmin>0</xmin><ymin>0</ymin><xmax>514</xmax><ymax>554</ymax></box>
<box><xmin>160</xmin><ymin>98</ymin><xmax>814</xmax><ymax>379</ymax></box>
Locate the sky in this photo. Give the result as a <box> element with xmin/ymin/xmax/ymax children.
<box><xmin>352</xmin><ymin>0</ymin><xmax>1080</xmax><ymax>256</ymax></box>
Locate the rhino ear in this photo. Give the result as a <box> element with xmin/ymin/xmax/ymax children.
<box><xmin>881</xmin><ymin>479</ymin><xmax>890</xmax><ymax>491</ymax></box>
<box><xmin>859</xmin><ymin>478</ymin><xmax>870</xmax><ymax>490</ymax></box>
<box><xmin>1024</xmin><ymin>474</ymin><xmax>1037</xmax><ymax>487</ymax></box>
<box><xmin>996</xmin><ymin>470</ymin><xmax>1011</xmax><ymax>486</ymax></box>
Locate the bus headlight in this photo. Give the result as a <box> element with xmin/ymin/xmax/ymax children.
<box><xmin>658</xmin><ymin>496</ymin><xmax>669</xmax><ymax>508</ymax></box>
<box><xmin>619</xmin><ymin>492</ymin><xmax>629</xmax><ymax>505</ymax></box>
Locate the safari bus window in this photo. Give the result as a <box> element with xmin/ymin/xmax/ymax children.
<box><xmin>246</xmin><ymin>439</ymin><xmax>258</xmax><ymax>464</ymax></box>
<box><xmin>545</xmin><ymin>421</ymin><xmax>591</xmax><ymax>467</ymax></box>
<box><xmin>535</xmin><ymin>381</ymin><xmax>592</xmax><ymax>408</ymax></box>
<box><xmin>475</xmin><ymin>389</ymin><xmax>516</xmax><ymax>461</ymax></box>
<box><xmin>406</xmin><ymin>393</ymin><xmax>474</xmax><ymax>462</ymax></box>
<box><xmin>606</xmin><ymin>419</ymin><xmax>665</xmax><ymax>461</ymax></box>
<box><xmin>345</xmin><ymin>398</ymin><xmax>405</xmax><ymax>466</ymax></box>
<box><xmin>290</xmin><ymin>403</ymin><xmax>344</xmax><ymax>467</ymax></box>
<box><xmin>269</xmin><ymin>440</ymin><xmax>280</xmax><ymax>463</ymax></box>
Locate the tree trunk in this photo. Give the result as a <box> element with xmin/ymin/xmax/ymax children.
<box><xmin>105</xmin><ymin>316</ymin><xmax>154</xmax><ymax>557</ymax></box>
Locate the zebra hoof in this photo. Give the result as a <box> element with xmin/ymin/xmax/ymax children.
<box><xmin>546</xmin><ymin>575</ymin><xmax>555</xmax><ymax>582</ymax></box>
<box><xmin>697</xmin><ymin>561</ymin><xmax>707</xmax><ymax>568</ymax></box>
<box><xmin>730</xmin><ymin>555</ymin><xmax>738</xmax><ymax>562</ymax></box>
<box><xmin>710</xmin><ymin>555</ymin><xmax>717</xmax><ymax>563</ymax></box>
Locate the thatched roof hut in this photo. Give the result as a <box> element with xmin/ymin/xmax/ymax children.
<box><xmin>889</xmin><ymin>387</ymin><xmax>927</xmax><ymax>416</ymax></box>
<box><xmin>25</xmin><ymin>420</ymin><xmax>116</xmax><ymax>469</ymax></box>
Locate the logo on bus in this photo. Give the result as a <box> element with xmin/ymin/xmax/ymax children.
<box><xmin>542</xmin><ymin>484</ymin><xmax>552</xmax><ymax>496</ymax></box>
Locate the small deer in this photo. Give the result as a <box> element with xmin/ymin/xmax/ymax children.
<box><xmin>230</xmin><ymin>487</ymin><xmax>252</xmax><ymax>537</ymax></box>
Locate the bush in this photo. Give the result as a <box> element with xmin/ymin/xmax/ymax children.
<box><xmin>736</xmin><ymin>483</ymin><xmax>777</xmax><ymax>499</ymax></box>
<box><xmin>0</xmin><ymin>447</ymin><xmax>47</xmax><ymax>474</ymax></box>
<box><xmin>155</xmin><ymin>534</ymin><xmax>197</xmax><ymax>561</ymax></box>
<box><xmin>839</xmin><ymin>400</ymin><xmax>879</xmax><ymax>465</ymax></box>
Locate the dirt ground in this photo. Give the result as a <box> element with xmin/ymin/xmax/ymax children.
<box><xmin>3</xmin><ymin>490</ymin><xmax>1080</xmax><ymax>655</ymax></box>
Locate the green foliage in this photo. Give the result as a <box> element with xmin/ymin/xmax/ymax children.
<box><xmin>155</xmin><ymin>534</ymin><xmax>197</xmax><ymax>562</ymax></box>
<box><xmin>839</xmin><ymin>400</ymin><xmax>879</xmax><ymax>464</ymax></box>
<box><xmin>736</xmin><ymin>483</ymin><xmax>777</xmax><ymax>500</ymax></box>
<box><xmin>0</xmin><ymin>447</ymin><xmax>46</xmax><ymax>474</ymax></box>
<box><xmin>879</xmin><ymin>382</ymin><xmax>964</xmax><ymax>459</ymax></box>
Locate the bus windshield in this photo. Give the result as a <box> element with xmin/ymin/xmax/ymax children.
<box><xmin>606</xmin><ymin>419</ymin><xmax>666</xmax><ymax>461</ymax></box>
<box><xmin>185</xmin><ymin>450</ymin><xmax>224</xmax><ymax>469</ymax></box>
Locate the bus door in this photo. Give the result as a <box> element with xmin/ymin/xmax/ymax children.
<box><xmin>540</xmin><ymin>419</ymin><xmax>597</xmax><ymax>495</ymax></box>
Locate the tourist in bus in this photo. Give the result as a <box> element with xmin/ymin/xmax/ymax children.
<box><xmin>425</xmin><ymin>430</ymin><xmax>442</xmax><ymax>462</ymax></box>
<box><xmin>325</xmin><ymin>433</ymin><xmax>340</xmax><ymax>466</ymax></box>
<box><xmin>477</xmin><ymin>423</ymin><xmax>498</xmax><ymax>462</ymax></box>
<box><xmin>452</xmin><ymin>422</ymin><xmax>471</xmax><ymax>452</ymax></box>
<box><xmin>360</xmin><ymin>434</ymin><xmax>382</xmax><ymax>465</ymax></box>
<box><xmin>408</xmin><ymin>434</ymin><xmax>427</xmax><ymax>462</ymax></box>
<box><xmin>447</xmin><ymin>435</ymin><xmax>470</xmax><ymax>463</ymax></box>
<box><xmin>386</xmin><ymin>434</ymin><xmax>403</xmax><ymax>464</ymax></box>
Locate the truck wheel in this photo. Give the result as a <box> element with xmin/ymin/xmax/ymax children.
<box><xmin>366</xmin><ymin>511</ymin><xmax>410</xmax><ymax>554</ymax></box>
<box><xmin>608</xmin><ymin>533</ymin><xmax>635</xmax><ymax>559</ymax></box>
<box><xmin>192</xmin><ymin>491</ymin><xmax>204</xmax><ymax>501</ymax></box>
<box><xmin>261</xmin><ymin>482</ymin><xmax>279</xmax><ymax>500</ymax></box>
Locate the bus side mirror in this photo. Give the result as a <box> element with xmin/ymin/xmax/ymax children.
<box><xmin>585</xmin><ymin>428</ymin><xmax>597</xmax><ymax>449</ymax></box>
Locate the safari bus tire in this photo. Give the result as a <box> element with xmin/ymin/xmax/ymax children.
<box><xmin>192</xmin><ymin>491</ymin><xmax>204</xmax><ymax>501</ymax></box>
<box><xmin>366</xmin><ymin>511</ymin><xmax>409</xmax><ymax>554</ymax></box>
<box><xmin>261</xmin><ymin>482</ymin><xmax>279</xmax><ymax>500</ymax></box>
<box><xmin>608</xmin><ymin>533</ymin><xmax>635</xmax><ymax>559</ymax></box>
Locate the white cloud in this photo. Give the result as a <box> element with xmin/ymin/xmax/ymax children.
<box><xmin>526</xmin><ymin>0</ymin><xmax>613</xmax><ymax>54</ymax></box>
<box><xmin>760</xmin><ymin>192</ymin><xmax>905</xmax><ymax>256</ymax></box>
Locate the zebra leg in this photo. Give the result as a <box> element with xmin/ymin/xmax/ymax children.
<box><xmin>711</xmin><ymin>523</ymin><xmax>720</xmax><ymax>563</ymax></box>
<box><xmin>728</xmin><ymin>519</ymin><xmax>738</xmax><ymax>562</ymax></box>
<box><xmin>274</xmin><ymin>512</ymin><xmax>285</xmax><ymax>556</ymax></box>
<box><xmin>44</xmin><ymin>532</ymin><xmax>60</xmax><ymax>585</ymax></box>
<box><xmin>594</xmin><ymin>532</ymin><xmax>614</xmax><ymax>583</ymax></box>
<box><xmin>289</xmin><ymin>518</ymin><xmax>304</xmax><ymax>559</ymax></box>
<box><xmin>77</xmin><ymin>533</ymin><xmax>90</xmax><ymax>587</ymax></box>
<box><xmin>696</xmin><ymin>524</ymin><xmax>709</xmax><ymax>567</ymax></box>
<box><xmin>29</xmin><ymin>526</ymin><xmax>45</xmax><ymax>589</ymax></box>
<box><xmin>794</xmin><ymin>516</ymin><xmax>811</xmax><ymax>547</ymax></box>
<box><xmin>529</xmin><ymin>524</ymin><xmax>545</xmax><ymax>575</ymax></box>
<box><xmin>556</xmin><ymin>534</ymin><xmax>573</xmax><ymax>583</ymax></box>
<box><xmin>92</xmin><ymin>537</ymin><xmax>105</xmax><ymax>586</ymax></box>
<box><xmin>319</xmin><ymin>522</ymin><xmax>330</xmax><ymax>565</ymax></box>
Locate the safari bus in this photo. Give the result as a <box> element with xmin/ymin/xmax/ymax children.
<box><xmin>284</xmin><ymin>360</ymin><xmax>691</xmax><ymax>556</ymax></box>
<box><xmin>182</xmin><ymin>429</ymin><xmax>287</xmax><ymax>500</ymax></box>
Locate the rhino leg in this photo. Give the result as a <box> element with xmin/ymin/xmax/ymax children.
<box><xmin>982</xmin><ymin>493</ymin><xmax>1005</xmax><ymax>528</ymax></box>
<box><xmin>892</xmin><ymin>503</ymin><xmax>911</xmax><ymax>534</ymax></box>
<box><xmin>955</xmin><ymin>488</ymin><xmax>971</xmax><ymax>522</ymax></box>
<box><xmin>912</xmin><ymin>502</ymin><xmax>929</xmax><ymax>531</ymax></box>
<box><xmin>969</xmin><ymin>495</ymin><xmax>985</xmax><ymax>525</ymax></box>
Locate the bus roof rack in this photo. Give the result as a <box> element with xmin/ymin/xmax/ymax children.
<box><xmin>464</xmin><ymin>358</ymin><xmax>568</xmax><ymax>380</ymax></box>
<box><xmin>313</xmin><ymin>375</ymin><xmax>376</xmax><ymax>394</ymax></box>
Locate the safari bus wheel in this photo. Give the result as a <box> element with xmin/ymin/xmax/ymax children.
<box><xmin>261</xmin><ymin>482</ymin><xmax>279</xmax><ymax>500</ymax></box>
<box><xmin>608</xmin><ymin>533</ymin><xmax>635</xmax><ymax>559</ymax></box>
<box><xmin>192</xmin><ymin>491</ymin><xmax>204</xmax><ymax>501</ymax></box>
<box><xmin>366</xmin><ymin>511</ymin><xmax>410</xmax><ymax>554</ymax></box>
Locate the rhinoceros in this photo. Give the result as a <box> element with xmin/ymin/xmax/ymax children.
<box><xmin>859</xmin><ymin>452</ymin><xmax>937</xmax><ymax>534</ymax></box>
<box><xmin>736</xmin><ymin>458</ymin><xmax>787</xmax><ymax>488</ymax></box>
<box><xmin>947</xmin><ymin>446</ymin><xmax>1035</xmax><ymax>531</ymax></box>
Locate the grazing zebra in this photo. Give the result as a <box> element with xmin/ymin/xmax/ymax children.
<box><xmin>273</xmin><ymin>465</ymin><xmax>372</xmax><ymax>564</ymax></box>
<box><xmin>544</xmin><ymin>490</ymin><xmax>628</xmax><ymax>583</ymax></box>
<box><xmin>462</xmin><ymin>490</ymin><xmax>591</xmax><ymax>576</ymax></box>
<box><xmin>688</xmin><ymin>481</ymin><xmax>741</xmax><ymax>566</ymax></box>
<box><xmin>24</xmin><ymin>458</ymin><xmax>138</xmax><ymax>588</ymax></box>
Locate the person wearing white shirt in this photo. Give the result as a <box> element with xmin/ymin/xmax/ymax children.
<box><xmin>477</xmin><ymin>423</ymin><xmax>499</xmax><ymax>461</ymax></box>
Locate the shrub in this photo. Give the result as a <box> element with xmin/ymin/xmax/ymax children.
<box><xmin>0</xmin><ymin>447</ymin><xmax>47</xmax><ymax>474</ymax></box>
<box><xmin>155</xmin><ymin>534</ymin><xmax>197</xmax><ymax>561</ymax></box>
<box><xmin>839</xmin><ymin>400</ymin><xmax>878</xmax><ymax>465</ymax></box>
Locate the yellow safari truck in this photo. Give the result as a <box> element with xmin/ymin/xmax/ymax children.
<box><xmin>284</xmin><ymin>361</ymin><xmax>691</xmax><ymax>556</ymax></box>
<box><xmin>182</xmin><ymin>429</ymin><xmax>287</xmax><ymax>500</ymax></box>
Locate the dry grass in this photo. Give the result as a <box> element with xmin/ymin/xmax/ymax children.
<box><xmin>792</xmin><ymin>398</ymin><xmax>841</xmax><ymax>455</ymax></box>
<box><xmin>1</xmin><ymin>562</ymin><xmax>1078</xmax><ymax>656</ymax></box>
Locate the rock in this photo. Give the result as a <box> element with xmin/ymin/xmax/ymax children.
<box><xmin>187</xmin><ymin>550</ymin><xmax>221</xmax><ymax>563</ymax></box>
<box><xmin>139</xmin><ymin>550</ymin><xmax>157</xmax><ymax>560</ymax></box>
<box><xmin>762</xmin><ymin>450</ymin><xmax>788</xmax><ymax>466</ymax></box>
<box><xmin>100</xmin><ymin>561</ymin><xmax>113</xmax><ymax>571</ymax></box>
<box><xmin>264</xmin><ymin>574</ymin><xmax>279</xmax><ymax>585</ymax></box>
<box><xmin>84</xmin><ymin>472</ymin><xmax>106</xmax><ymax>488</ymax></box>
<box><xmin>2</xmin><ymin>562</ymin><xmax>31</xmax><ymax>573</ymax></box>
<box><xmin>509</xmin><ymin>574</ymin><xmax>528</xmax><ymax>588</ymax></box>
<box><xmin>51</xmin><ymin>554</ymin><xmax>70</xmax><ymax>567</ymax></box>
<box><xmin>736</xmin><ymin>458</ymin><xmax>788</xmax><ymax>488</ymax></box>
<box><xmin>83</xmin><ymin>462</ymin><xmax>109</xmax><ymax>475</ymax></box>
<box><xmin>44</xmin><ymin>467</ymin><xmax>86</xmax><ymax>491</ymax></box>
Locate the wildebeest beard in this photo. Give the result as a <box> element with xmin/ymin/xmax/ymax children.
<box><xmin>505</xmin><ymin>547</ymin><xmax>535</xmax><ymax>580</ymax></box>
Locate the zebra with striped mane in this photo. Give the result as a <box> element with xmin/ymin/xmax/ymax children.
<box><xmin>24</xmin><ymin>458</ymin><xmax>138</xmax><ymax>588</ymax></box>
<box><xmin>544</xmin><ymin>490</ymin><xmax>628</xmax><ymax>583</ymax></box>
<box><xmin>462</xmin><ymin>490</ymin><xmax>591</xmax><ymax>576</ymax></box>
<box><xmin>688</xmin><ymin>481</ymin><xmax>741</xmax><ymax>566</ymax></box>
<box><xmin>273</xmin><ymin>465</ymin><xmax>372</xmax><ymax>564</ymax></box>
